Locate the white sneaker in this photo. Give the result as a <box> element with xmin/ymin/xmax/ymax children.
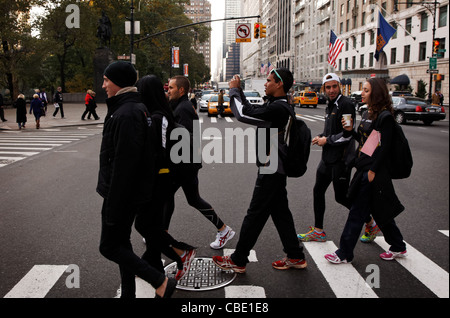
<box><xmin>210</xmin><ymin>226</ymin><xmax>235</xmax><ymax>249</ymax></box>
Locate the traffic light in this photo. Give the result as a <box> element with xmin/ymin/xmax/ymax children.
<box><xmin>260</xmin><ymin>24</ymin><xmax>267</xmax><ymax>38</ymax></box>
<box><xmin>433</xmin><ymin>40</ymin><xmax>440</xmax><ymax>55</ymax></box>
<box><xmin>254</xmin><ymin>23</ymin><xmax>260</xmax><ymax>39</ymax></box>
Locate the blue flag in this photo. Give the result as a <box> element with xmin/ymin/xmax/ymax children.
<box><xmin>375</xmin><ymin>11</ymin><xmax>397</xmax><ymax>61</ymax></box>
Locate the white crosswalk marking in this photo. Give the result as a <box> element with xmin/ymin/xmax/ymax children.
<box><xmin>225</xmin><ymin>286</ymin><xmax>266</xmax><ymax>298</ymax></box>
<box><xmin>374</xmin><ymin>237</ymin><xmax>449</xmax><ymax>298</ymax></box>
<box><xmin>303</xmin><ymin>241</ymin><xmax>378</xmax><ymax>298</ymax></box>
<box><xmin>4</xmin><ymin>265</ymin><xmax>68</xmax><ymax>298</ymax></box>
<box><xmin>0</xmin><ymin>132</ymin><xmax>97</xmax><ymax>168</ymax></box>
<box><xmin>3</xmin><ymin>234</ymin><xmax>449</xmax><ymax>298</ymax></box>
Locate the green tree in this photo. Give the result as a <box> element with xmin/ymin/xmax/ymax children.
<box><xmin>0</xmin><ymin>0</ymin><xmax>43</xmax><ymax>100</ymax></box>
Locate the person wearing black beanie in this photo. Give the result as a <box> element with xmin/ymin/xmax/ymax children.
<box><xmin>98</xmin><ymin>61</ymin><xmax>177</xmax><ymax>298</ymax></box>
<box><xmin>102</xmin><ymin>61</ymin><xmax>137</xmax><ymax>97</ymax></box>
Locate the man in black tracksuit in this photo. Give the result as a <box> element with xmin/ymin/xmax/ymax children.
<box><xmin>298</xmin><ymin>73</ymin><xmax>368</xmax><ymax>242</ymax></box>
<box><xmin>213</xmin><ymin>68</ymin><xmax>307</xmax><ymax>273</ymax></box>
<box><xmin>166</xmin><ymin>75</ymin><xmax>235</xmax><ymax>250</ymax></box>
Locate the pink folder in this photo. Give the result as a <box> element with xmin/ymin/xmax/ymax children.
<box><xmin>361</xmin><ymin>130</ymin><xmax>381</xmax><ymax>157</ymax></box>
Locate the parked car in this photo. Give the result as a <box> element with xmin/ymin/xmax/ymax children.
<box><xmin>359</xmin><ymin>96</ymin><xmax>446</xmax><ymax>125</ymax></box>
<box><xmin>199</xmin><ymin>94</ymin><xmax>214</xmax><ymax>112</ymax></box>
<box><xmin>243</xmin><ymin>90</ymin><xmax>264</xmax><ymax>106</ymax></box>
<box><xmin>294</xmin><ymin>91</ymin><xmax>318</xmax><ymax>108</ymax></box>
<box><xmin>318</xmin><ymin>93</ymin><xmax>327</xmax><ymax>104</ymax></box>
<box><xmin>207</xmin><ymin>94</ymin><xmax>232</xmax><ymax>117</ymax></box>
<box><xmin>391</xmin><ymin>91</ymin><xmax>413</xmax><ymax>97</ymax></box>
<box><xmin>392</xmin><ymin>96</ymin><xmax>446</xmax><ymax>125</ymax></box>
<box><xmin>350</xmin><ymin>91</ymin><xmax>365</xmax><ymax>112</ymax></box>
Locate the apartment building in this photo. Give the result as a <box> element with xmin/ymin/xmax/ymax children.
<box><xmin>336</xmin><ymin>0</ymin><xmax>448</xmax><ymax>99</ymax></box>
<box><xmin>294</xmin><ymin>0</ymin><xmax>334</xmax><ymax>87</ymax></box>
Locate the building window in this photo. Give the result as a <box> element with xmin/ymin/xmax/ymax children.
<box><xmin>405</xmin><ymin>17</ymin><xmax>412</xmax><ymax>36</ymax></box>
<box><xmin>391</xmin><ymin>22</ymin><xmax>397</xmax><ymax>39</ymax></box>
<box><xmin>361</xmin><ymin>32</ymin><xmax>365</xmax><ymax>47</ymax></box>
<box><xmin>439</xmin><ymin>5</ymin><xmax>447</xmax><ymax>27</ymax></box>
<box><xmin>369</xmin><ymin>53</ymin><xmax>374</xmax><ymax>67</ymax></box>
<box><xmin>360</xmin><ymin>54</ymin><xmax>364</xmax><ymax>68</ymax></box>
<box><xmin>420</xmin><ymin>12</ymin><xmax>428</xmax><ymax>32</ymax></box>
<box><xmin>391</xmin><ymin>48</ymin><xmax>397</xmax><ymax>64</ymax></box>
<box><xmin>352</xmin><ymin>56</ymin><xmax>356</xmax><ymax>69</ymax></box>
<box><xmin>370</xmin><ymin>30</ymin><xmax>375</xmax><ymax>45</ymax></box>
<box><xmin>419</xmin><ymin>42</ymin><xmax>427</xmax><ymax>61</ymax></box>
<box><xmin>404</xmin><ymin>45</ymin><xmax>410</xmax><ymax>63</ymax></box>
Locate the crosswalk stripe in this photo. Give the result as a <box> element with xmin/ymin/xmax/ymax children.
<box><xmin>225</xmin><ymin>117</ymin><xmax>233</xmax><ymax>123</ymax></box>
<box><xmin>0</xmin><ymin>147</ymin><xmax>52</xmax><ymax>151</ymax></box>
<box><xmin>3</xmin><ymin>265</ymin><xmax>68</xmax><ymax>298</ymax></box>
<box><xmin>225</xmin><ymin>286</ymin><xmax>266</xmax><ymax>298</ymax></box>
<box><xmin>0</xmin><ymin>151</ymin><xmax>39</xmax><ymax>156</ymax></box>
<box><xmin>374</xmin><ymin>237</ymin><xmax>449</xmax><ymax>298</ymax></box>
<box><xmin>439</xmin><ymin>230</ymin><xmax>449</xmax><ymax>237</ymax></box>
<box><xmin>303</xmin><ymin>241</ymin><xmax>378</xmax><ymax>298</ymax></box>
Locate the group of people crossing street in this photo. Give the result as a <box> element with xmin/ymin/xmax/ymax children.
<box><xmin>96</xmin><ymin>61</ymin><xmax>408</xmax><ymax>298</ymax></box>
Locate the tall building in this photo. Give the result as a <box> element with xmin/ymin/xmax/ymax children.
<box><xmin>294</xmin><ymin>0</ymin><xmax>334</xmax><ymax>87</ymax></box>
<box><xmin>183</xmin><ymin>0</ymin><xmax>212</xmax><ymax>70</ymax></box>
<box><xmin>224</xmin><ymin>0</ymin><xmax>242</xmax><ymax>81</ymax></box>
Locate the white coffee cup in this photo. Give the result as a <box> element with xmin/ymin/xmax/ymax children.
<box><xmin>343</xmin><ymin>114</ymin><xmax>352</xmax><ymax>127</ymax></box>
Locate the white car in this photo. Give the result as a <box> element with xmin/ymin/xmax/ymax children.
<box><xmin>243</xmin><ymin>91</ymin><xmax>264</xmax><ymax>106</ymax></box>
<box><xmin>199</xmin><ymin>94</ymin><xmax>214</xmax><ymax>112</ymax></box>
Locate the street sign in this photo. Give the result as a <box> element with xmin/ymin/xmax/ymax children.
<box><xmin>236</xmin><ymin>23</ymin><xmax>251</xmax><ymax>43</ymax></box>
<box><xmin>429</xmin><ymin>57</ymin><xmax>437</xmax><ymax>70</ymax></box>
<box><xmin>427</xmin><ymin>69</ymin><xmax>439</xmax><ymax>74</ymax></box>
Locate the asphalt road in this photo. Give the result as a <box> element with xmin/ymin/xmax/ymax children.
<box><xmin>0</xmin><ymin>104</ymin><xmax>448</xmax><ymax>305</ymax></box>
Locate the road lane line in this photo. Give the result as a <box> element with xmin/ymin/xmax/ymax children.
<box><xmin>374</xmin><ymin>236</ymin><xmax>449</xmax><ymax>298</ymax></box>
<box><xmin>303</xmin><ymin>241</ymin><xmax>378</xmax><ymax>298</ymax></box>
<box><xmin>4</xmin><ymin>265</ymin><xmax>68</xmax><ymax>298</ymax></box>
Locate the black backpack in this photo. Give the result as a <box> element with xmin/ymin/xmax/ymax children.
<box><xmin>378</xmin><ymin>111</ymin><xmax>413</xmax><ymax>179</ymax></box>
<box><xmin>282</xmin><ymin>103</ymin><xmax>312</xmax><ymax>178</ymax></box>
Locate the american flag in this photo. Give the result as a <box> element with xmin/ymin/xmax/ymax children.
<box><xmin>328</xmin><ymin>30</ymin><xmax>344</xmax><ymax>69</ymax></box>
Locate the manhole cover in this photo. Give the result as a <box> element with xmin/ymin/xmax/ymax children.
<box><xmin>164</xmin><ymin>257</ymin><xmax>236</xmax><ymax>291</ymax></box>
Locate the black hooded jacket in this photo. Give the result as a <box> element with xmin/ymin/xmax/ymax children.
<box><xmin>97</xmin><ymin>90</ymin><xmax>155</xmax><ymax>225</ymax></box>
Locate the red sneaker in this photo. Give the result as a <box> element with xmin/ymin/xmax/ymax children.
<box><xmin>212</xmin><ymin>255</ymin><xmax>246</xmax><ymax>273</ymax></box>
<box><xmin>272</xmin><ymin>257</ymin><xmax>307</xmax><ymax>270</ymax></box>
<box><xmin>175</xmin><ymin>249</ymin><xmax>196</xmax><ymax>281</ymax></box>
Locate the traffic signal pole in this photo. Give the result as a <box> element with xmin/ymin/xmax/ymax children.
<box><xmin>134</xmin><ymin>15</ymin><xmax>261</xmax><ymax>44</ymax></box>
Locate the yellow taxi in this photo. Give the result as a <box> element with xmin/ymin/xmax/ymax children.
<box><xmin>207</xmin><ymin>94</ymin><xmax>233</xmax><ymax>117</ymax></box>
<box><xmin>294</xmin><ymin>91</ymin><xmax>318</xmax><ymax>108</ymax></box>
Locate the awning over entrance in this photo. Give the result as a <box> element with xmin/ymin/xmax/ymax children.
<box><xmin>390</xmin><ymin>74</ymin><xmax>410</xmax><ymax>85</ymax></box>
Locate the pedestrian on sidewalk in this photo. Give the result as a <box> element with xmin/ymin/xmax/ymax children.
<box><xmin>14</xmin><ymin>94</ymin><xmax>27</xmax><ymax>129</ymax></box>
<box><xmin>98</xmin><ymin>61</ymin><xmax>176</xmax><ymax>298</ymax></box>
<box><xmin>39</xmin><ymin>88</ymin><xmax>48</xmax><ymax>114</ymax></box>
<box><xmin>166</xmin><ymin>75</ymin><xmax>235</xmax><ymax>250</ymax></box>
<box><xmin>82</xmin><ymin>89</ymin><xmax>100</xmax><ymax>120</ymax></box>
<box><xmin>136</xmin><ymin>74</ymin><xmax>197</xmax><ymax>281</ymax></box>
<box><xmin>213</xmin><ymin>69</ymin><xmax>307</xmax><ymax>274</ymax></box>
<box><xmin>52</xmin><ymin>87</ymin><xmax>64</xmax><ymax>118</ymax></box>
<box><xmin>297</xmin><ymin>73</ymin><xmax>379</xmax><ymax>243</ymax></box>
<box><xmin>0</xmin><ymin>93</ymin><xmax>7</xmax><ymax>122</ymax></box>
<box><xmin>29</xmin><ymin>94</ymin><xmax>43</xmax><ymax>129</ymax></box>
<box><xmin>325</xmin><ymin>78</ymin><xmax>407</xmax><ymax>264</ymax></box>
